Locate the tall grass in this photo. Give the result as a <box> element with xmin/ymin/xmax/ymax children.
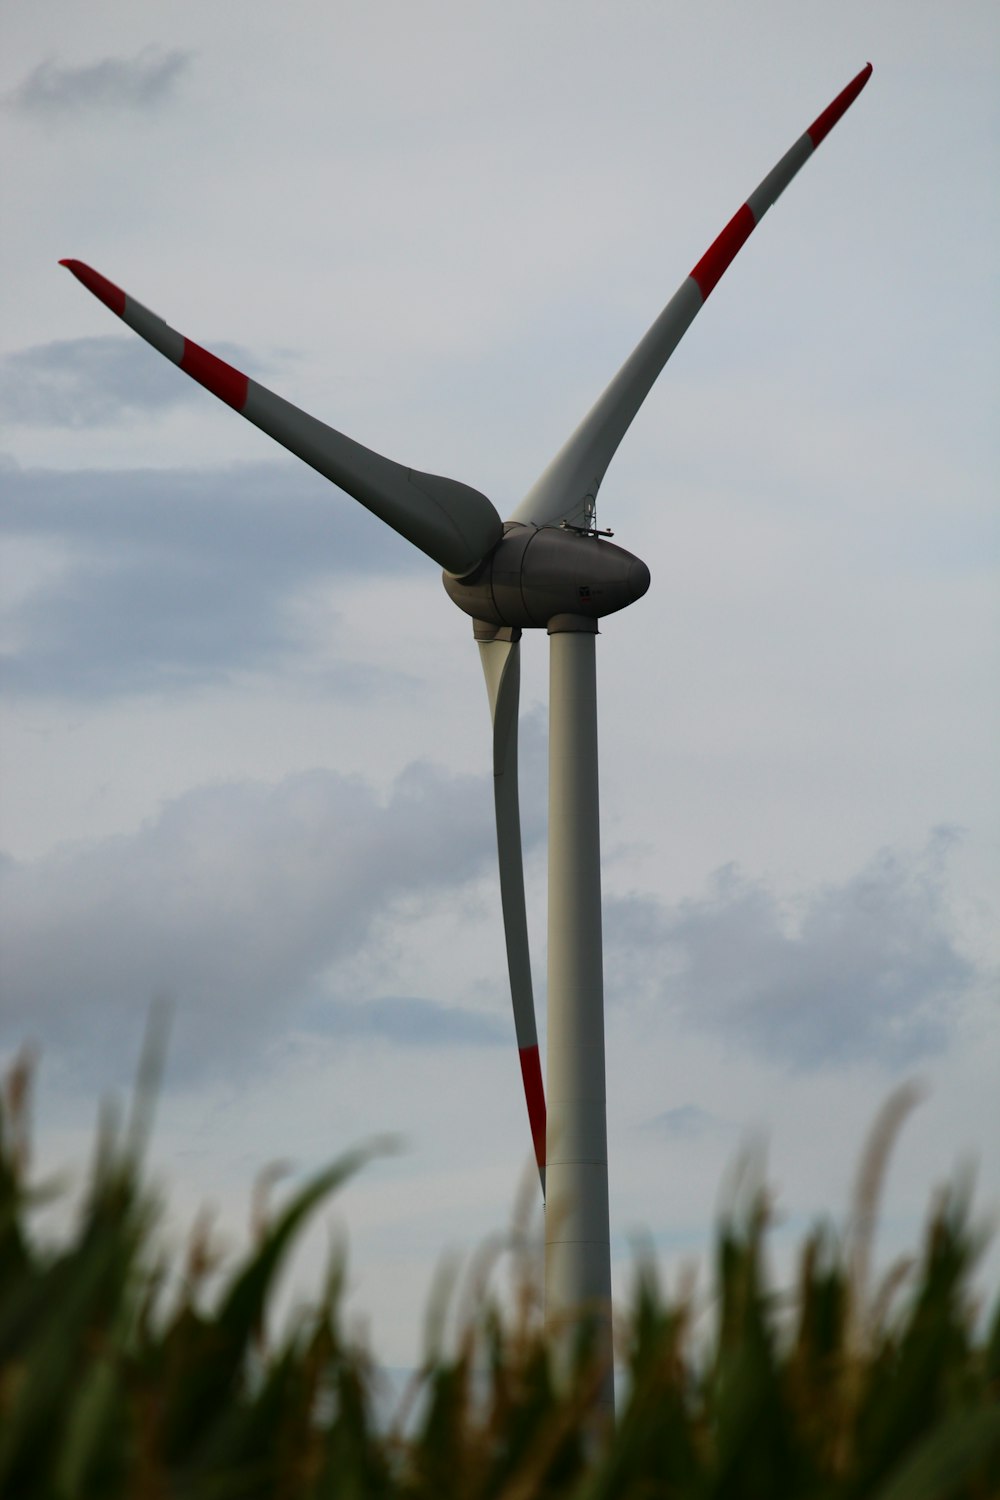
<box><xmin>1</xmin><ymin>1054</ymin><xmax>997</xmax><ymax>1498</ymax></box>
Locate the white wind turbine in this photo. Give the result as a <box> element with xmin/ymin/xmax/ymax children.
<box><xmin>62</xmin><ymin>63</ymin><xmax>872</xmax><ymax>1409</ymax></box>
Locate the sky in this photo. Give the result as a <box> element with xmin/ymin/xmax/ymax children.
<box><xmin>1</xmin><ymin>2</ymin><xmax>998</xmax><ymax>1365</ymax></box>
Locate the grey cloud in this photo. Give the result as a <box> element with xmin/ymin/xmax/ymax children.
<box><xmin>645</xmin><ymin>1104</ymin><xmax>731</xmax><ymax>1141</ymax></box>
<box><xmin>0</xmin><ymin>760</ymin><xmax>504</xmax><ymax>1081</ymax></box>
<box><xmin>0</xmin><ymin>337</ymin><xmax>260</xmax><ymax>428</ymax></box>
<box><xmin>8</xmin><ymin>48</ymin><xmax>192</xmax><ymax>116</ymax></box>
<box><xmin>309</xmin><ymin>995</ymin><xmax>506</xmax><ymax>1048</ymax></box>
<box><xmin>1</xmin><ymin>460</ymin><xmax>423</xmax><ymax>697</ymax></box>
<box><xmin>607</xmin><ymin>830</ymin><xmax>979</xmax><ymax>1069</ymax></box>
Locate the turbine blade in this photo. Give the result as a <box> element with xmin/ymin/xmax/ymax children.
<box><xmin>478</xmin><ymin>626</ymin><xmax>546</xmax><ymax>1193</ymax></box>
<box><xmin>58</xmin><ymin>260</ymin><xmax>503</xmax><ymax>576</ymax></box>
<box><xmin>510</xmin><ymin>62</ymin><xmax>873</xmax><ymax>529</ymax></box>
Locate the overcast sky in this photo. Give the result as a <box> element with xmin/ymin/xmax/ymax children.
<box><xmin>2</xmin><ymin>2</ymin><xmax>997</xmax><ymax>1364</ymax></box>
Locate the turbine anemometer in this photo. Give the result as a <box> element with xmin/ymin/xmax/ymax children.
<box><xmin>60</xmin><ymin>62</ymin><xmax>872</xmax><ymax>1411</ymax></box>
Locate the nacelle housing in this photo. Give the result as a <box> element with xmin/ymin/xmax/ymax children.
<box><xmin>443</xmin><ymin>523</ymin><xmax>650</xmax><ymax>629</ymax></box>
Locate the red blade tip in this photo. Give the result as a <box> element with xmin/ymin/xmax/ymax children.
<box><xmin>808</xmin><ymin>62</ymin><xmax>873</xmax><ymax>148</ymax></box>
<box><xmin>59</xmin><ymin>259</ymin><xmax>126</xmax><ymax>316</ymax></box>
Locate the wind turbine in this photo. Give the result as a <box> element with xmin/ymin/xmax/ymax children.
<box><xmin>61</xmin><ymin>62</ymin><xmax>872</xmax><ymax>1408</ymax></box>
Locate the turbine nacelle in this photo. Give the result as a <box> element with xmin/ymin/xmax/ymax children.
<box><xmin>443</xmin><ymin>522</ymin><xmax>650</xmax><ymax>630</ymax></box>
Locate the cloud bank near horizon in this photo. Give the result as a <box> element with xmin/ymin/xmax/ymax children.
<box><xmin>0</xmin><ymin>758</ymin><xmax>513</xmax><ymax>1079</ymax></box>
<box><xmin>606</xmin><ymin>830</ymin><xmax>983</xmax><ymax>1070</ymax></box>
<box><xmin>2</xmin><ymin>750</ymin><xmax>980</xmax><ymax>1085</ymax></box>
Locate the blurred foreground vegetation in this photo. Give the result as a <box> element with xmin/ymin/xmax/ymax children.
<box><xmin>1</xmin><ymin>1056</ymin><xmax>998</xmax><ymax>1499</ymax></box>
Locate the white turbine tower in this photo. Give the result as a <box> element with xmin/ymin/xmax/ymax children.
<box><xmin>61</xmin><ymin>63</ymin><xmax>872</xmax><ymax>1411</ymax></box>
